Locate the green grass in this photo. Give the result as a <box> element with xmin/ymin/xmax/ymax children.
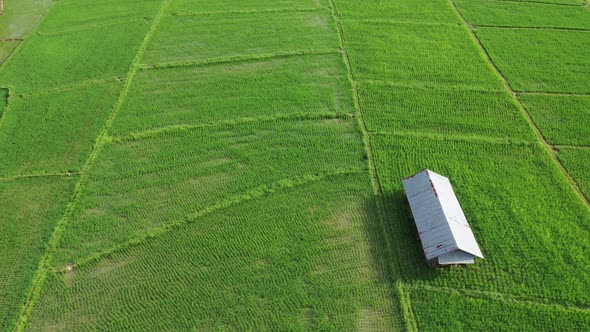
<box><xmin>0</xmin><ymin>0</ymin><xmax>53</xmax><ymax>38</ymax></box>
<box><xmin>477</xmin><ymin>28</ymin><xmax>590</xmax><ymax>94</ymax></box>
<box><xmin>559</xmin><ymin>148</ymin><xmax>590</xmax><ymax>200</ymax></box>
<box><xmin>53</xmin><ymin>118</ymin><xmax>368</xmax><ymax>266</ymax></box>
<box><xmin>335</xmin><ymin>0</ymin><xmax>460</xmax><ymax>23</ymax></box>
<box><xmin>456</xmin><ymin>0</ymin><xmax>590</xmax><ymax>29</ymax></box>
<box><xmin>0</xmin><ymin>176</ymin><xmax>76</xmax><ymax>332</ymax></box>
<box><xmin>167</xmin><ymin>0</ymin><xmax>328</xmax><ymax>13</ymax></box>
<box><xmin>37</xmin><ymin>0</ymin><xmax>161</xmax><ymax>32</ymax></box>
<box><xmin>520</xmin><ymin>95</ymin><xmax>590</xmax><ymax>146</ymax></box>
<box><xmin>0</xmin><ymin>20</ymin><xmax>150</xmax><ymax>93</ymax></box>
<box><xmin>358</xmin><ymin>82</ymin><xmax>534</xmax><ymax>140</ymax></box>
<box><xmin>409</xmin><ymin>288</ymin><xmax>590</xmax><ymax>331</ymax></box>
<box><xmin>28</xmin><ymin>173</ymin><xmax>403</xmax><ymax>331</ymax></box>
<box><xmin>110</xmin><ymin>54</ymin><xmax>353</xmax><ymax>135</ymax></box>
<box><xmin>0</xmin><ymin>81</ymin><xmax>121</xmax><ymax>177</ymax></box>
<box><xmin>343</xmin><ymin>21</ymin><xmax>504</xmax><ymax>90</ymax></box>
<box><xmin>142</xmin><ymin>11</ymin><xmax>339</xmax><ymax>64</ymax></box>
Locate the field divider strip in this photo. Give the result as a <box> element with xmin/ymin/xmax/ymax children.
<box><xmin>0</xmin><ymin>172</ymin><xmax>79</xmax><ymax>182</ymax></box>
<box><xmin>48</xmin><ymin>169</ymin><xmax>368</xmax><ymax>272</ymax></box>
<box><xmin>497</xmin><ymin>0</ymin><xmax>586</xmax><ymax>7</ymax></box>
<box><xmin>449</xmin><ymin>0</ymin><xmax>590</xmax><ymax>211</ymax></box>
<box><xmin>138</xmin><ymin>49</ymin><xmax>341</xmax><ymax>70</ymax></box>
<box><xmin>12</xmin><ymin>1</ymin><xmax>171</xmax><ymax>330</ymax></box>
<box><xmin>329</xmin><ymin>0</ymin><xmax>415</xmax><ymax>330</ymax></box>
<box><xmin>406</xmin><ymin>283</ymin><xmax>590</xmax><ymax>312</ymax></box>
<box><xmin>554</xmin><ymin>144</ymin><xmax>590</xmax><ymax>150</ymax></box>
<box><xmin>168</xmin><ymin>6</ymin><xmax>329</xmax><ymax>17</ymax></box>
<box><xmin>34</xmin><ymin>17</ymin><xmax>151</xmax><ymax>37</ymax></box>
<box><xmin>0</xmin><ymin>38</ymin><xmax>23</xmax><ymax>42</ymax></box>
<box><xmin>359</xmin><ymin>78</ymin><xmax>506</xmax><ymax>93</ymax></box>
<box><xmin>474</xmin><ymin>24</ymin><xmax>590</xmax><ymax>32</ymax></box>
<box><xmin>19</xmin><ymin>76</ymin><xmax>123</xmax><ymax>98</ymax></box>
<box><xmin>516</xmin><ymin>91</ymin><xmax>590</xmax><ymax>97</ymax></box>
<box><xmin>369</xmin><ymin>130</ymin><xmax>537</xmax><ymax>146</ymax></box>
<box><xmin>112</xmin><ymin>112</ymin><xmax>350</xmax><ymax>143</ymax></box>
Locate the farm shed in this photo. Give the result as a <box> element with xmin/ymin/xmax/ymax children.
<box><xmin>402</xmin><ymin>170</ymin><xmax>483</xmax><ymax>267</ymax></box>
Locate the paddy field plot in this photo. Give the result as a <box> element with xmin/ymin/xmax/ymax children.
<box><xmin>343</xmin><ymin>21</ymin><xmax>503</xmax><ymax>90</ymax></box>
<box><xmin>0</xmin><ymin>177</ymin><xmax>76</xmax><ymax>332</ymax></box>
<box><xmin>0</xmin><ymin>20</ymin><xmax>150</xmax><ymax>93</ymax></box>
<box><xmin>358</xmin><ymin>83</ymin><xmax>534</xmax><ymax>140</ymax></box>
<box><xmin>559</xmin><ymin>148</ymin><xmax>590</xmax><ymax>200</ymax></box>
<box><xmin>26</xmin><ymin>174</ymin><xmax>401</xmax><ymax>331</ymax></box>
<box><xmin>520</xmin><ymin>95</ymin><xmax>590</xmax><ymax>146</ymax></box>
<box><xmin>111</xmin><ymin>54</ymin><xmax>353</xmax><ymax>135</ymax></box>
<box><xmin>0</xmin><ymin>81</ymin><xmax>121</xmax><ymax>177</ymax></box>
<box><xmin>372</xmin><ymin>135</ymin><xmax>590</xmax><ymax>307</ymax></box>
<box><xmin>142</xmin><ymin>11</ymin><xmax>339</xmax><ymax>64</ymax></box>
<box><xmin>456</xmin><ymin>0</ymin><xmax>590</xmax><ymax>29</ymax></box>
<box><xmin>476</xmin><ymin>28</ymin><xmax>590</xmax><ymax>94</ymax></box>
<box><xmin>36</xmin><ymin>0</ymin><xmax>161</xmax><ymax>32</ymax></box>
<box><xmin>408</xmin><ymin>288</ymin><xmax>590</xmax><ymax>331</ymax></box>
<box><xmin>335</xmin><ymin>0</ymin><xmax>460</xmax><ymax>23</ymax></box>
<box><xmin>1</xmin><ymin>0</ymin><xmax>590</xmax><ymax>330</ymax></box>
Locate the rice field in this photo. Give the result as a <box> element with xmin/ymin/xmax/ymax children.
<box><xmin>1</xmin><ymin>0</ymin><xmax>589</xmax><ymax>331</ymax></box>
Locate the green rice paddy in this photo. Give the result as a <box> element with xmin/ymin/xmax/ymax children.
<box><xmin>1</xmin><ymin>0</ymin><xmax>589</xmax><ymax>330</ymax></box>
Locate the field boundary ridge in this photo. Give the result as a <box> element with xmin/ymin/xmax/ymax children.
<box><xmin>139</xmin><ymin>48</ymin><xmax>341</xmax><ymax>70</ymax></box>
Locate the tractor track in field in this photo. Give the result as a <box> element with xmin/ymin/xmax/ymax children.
<box><xmin>12</xmin><ymin>0</ymin><xmax>172</xmax><ymax>330</ymax></box>
<box><xmin>449</xmin><ymin>0</ymin><xmax>590</xmax><ymax>212</ymax></box>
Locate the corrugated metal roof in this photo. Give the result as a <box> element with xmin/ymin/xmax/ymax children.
<box><xmin>402</xmin><ymin>170</ymin><xmax>483</xmax><ymax>261</ymax></box>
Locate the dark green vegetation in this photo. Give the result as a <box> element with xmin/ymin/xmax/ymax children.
<box><xmin>0</xmin><ymin>0</ymin><xmax>589</xmax><ymax>331</ymax></box>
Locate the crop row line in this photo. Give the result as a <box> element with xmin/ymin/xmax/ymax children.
<box><xmin>474</xmin><ymin>24</ymin><xmax>590</xmax><ymax>32</ymax></box>
<box><xmin>34</xmin><ymin>17</ymin><xmax>149</xmax><ymax>38</ymax></box>
<box><xmin>369</xmin><ymin>130</ymin><xmax>537</xmax><ymax>147</ymax></box>
<box><xmin>405</xmin><ymin>283</ymin><xmax>590</xmax><ymax>312</ymax></box>
<box><xmin>0</xmin><ymin>171</ymin><xmax>78</xmax><ymax>182</ymax></box>
<box><xmin>110</xmin><ymin>112</ymin><xmax>350</xmax><ymax>143</ymax></box>
<box><xmin>168</xmin><ymin>6</ymin><xmax>329</xmax><ymax>17</ymax></box>
<box><xmin>329</xmin><ymin>0</ymin><xmax>414</xmax><ymax>330</ymax></box>
<box><xmin>449</xmin><ymin>0</ymin><xmax>590</xmax><ymax>212</ymax></box>
<box><xmin>139</xmin><ymin>48</ymin><xmax>341</xmax><ymax>71</ymax></box>
<box><xmin>497</xmin><ymin>0</ymin><xmax>586</xmax><ymax>7</ymax></box>
<box><xmin>338</xmin><ymin>18</ymin><xmax>460</xmax><ymax>28</ymax></box>
<box><xmin>12</xmin><ymin>0</ymin><xmax>172</xmax><ymax>330</ymax></box>
<box><xmin>47</xmin><ymin>169</ymin><xmax>367</xmax><ymax>273</ymax></box>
